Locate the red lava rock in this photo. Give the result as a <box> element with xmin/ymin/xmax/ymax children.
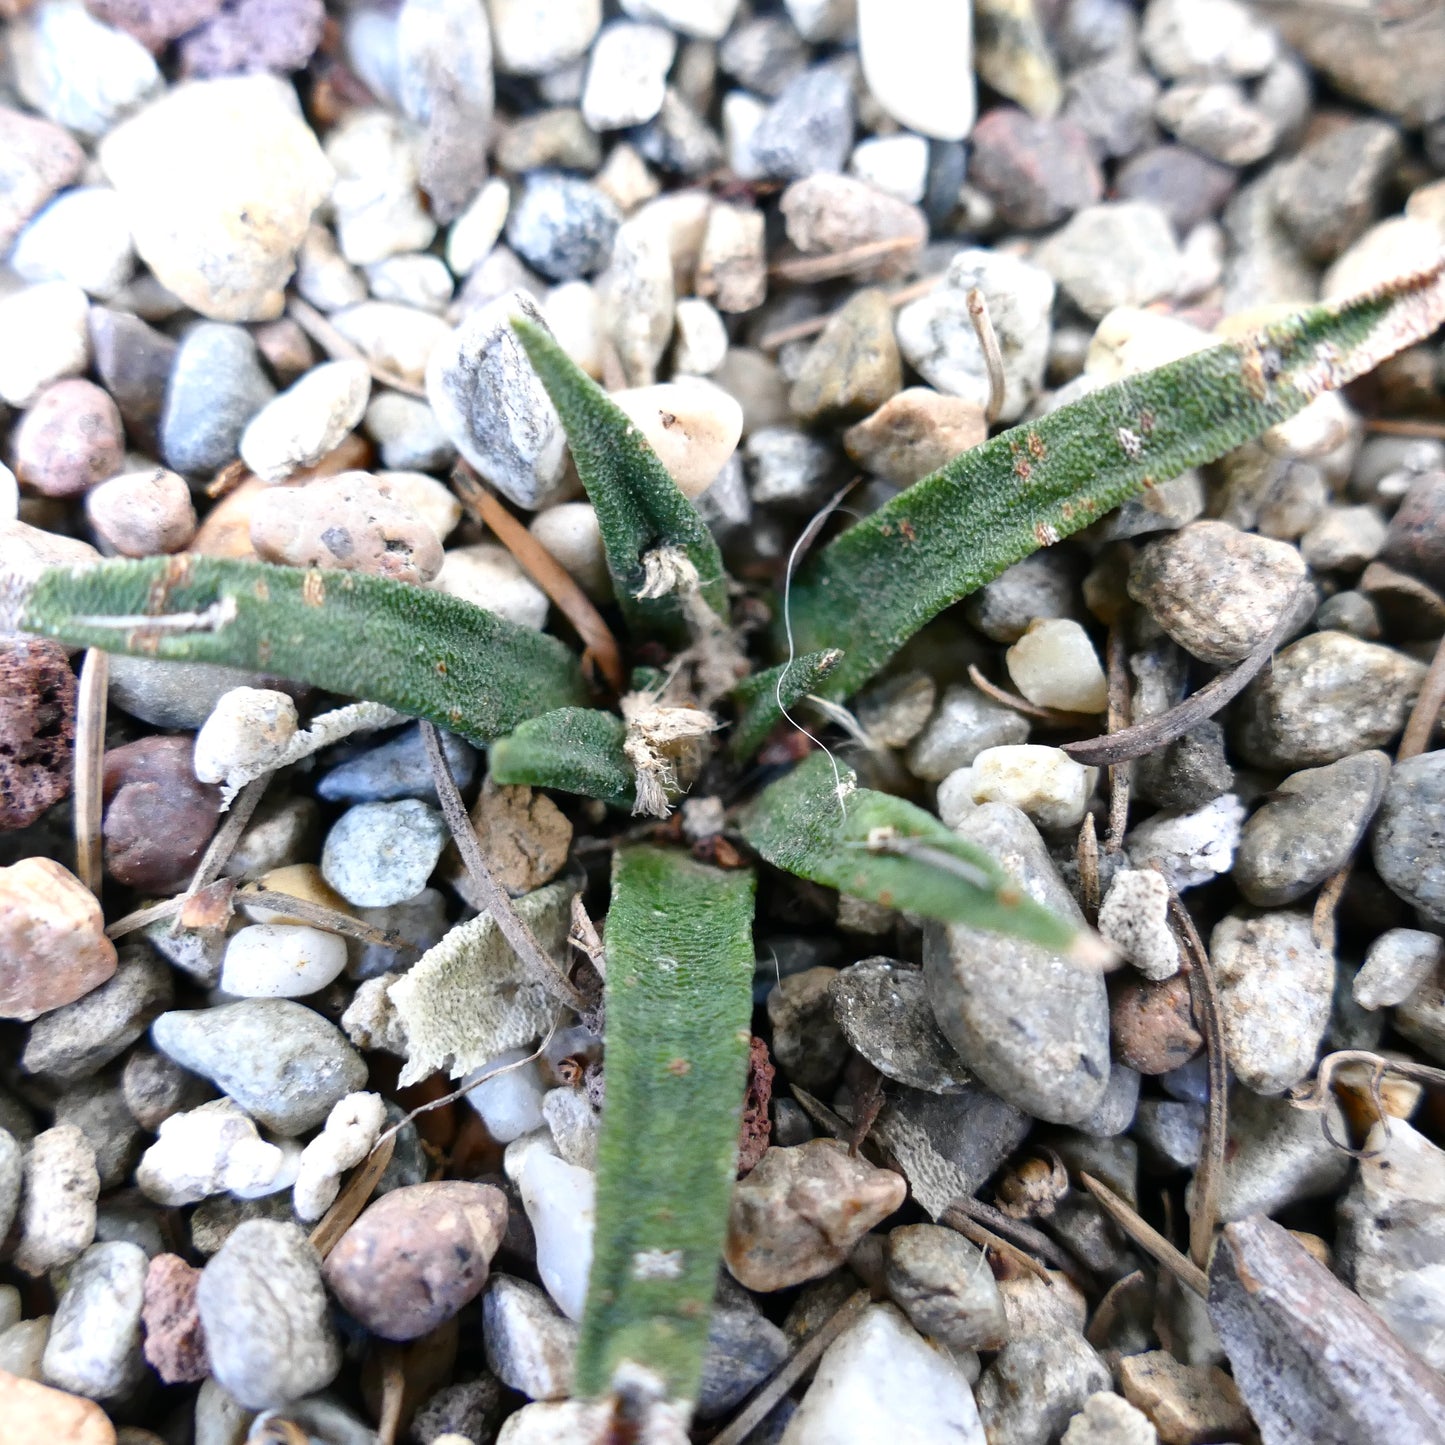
<box><xmin>103</xmin><ymin>736</ymin><xmax>223</xmax><ymax>893</ymax></box>
<box><xmin>0</xmin><ymin>105</ymin><xmax>86</xmax><ymax>251</ymax></box>
<box><xmin>0</xmin><ymin>639</ymin><xmax>76</xmax><ymax>830</ymax></box>
<box><xmin>323</xmin><ymin>1181</ymin><xmax>509</xmax><ymax>1341</ymax></box>
<box><xmin>85</xmin><ymin>0</ymin><xmax>223</xmax><ymax>50</ymax></box>
<box><xmin>178</xmin><ymin>0</ymin><xmax>325</xmax><ymax>77</ymax></box>
<box><xmin>1110</xmin><ymin>972</ymin><xmax>1203</xmax><ymax>1076</ymax></box>
<box><xmin>738</xmin><ymin>1036</ymin><xmax>774</xmax><ymax>1177</ymax></box>
<box><xmin>12</xmin><ymin>379</ymin><xmax>125</xmax><ymax>499</ymax></box>
<box><xmin>142</xmin><ymin>1252</ymin><xmax>210</xmax><ymax>1384</ymax></box>
<box><xmin>0</xmin><ymin>856</ymin><xmax>118</xmax><ymax>1021</ymax></box>
<box><xmin>967</xmin><ymin>106</ymin><xmax>1103</xmax><ymax>231</ymax></box>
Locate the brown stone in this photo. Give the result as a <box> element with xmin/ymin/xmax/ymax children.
<box><xmin>0</xmin><ymin>858</ymin><xmax>117</xmax><ymax>1021</ymax></box>
<box><xmin>0</xmin><ymin>638</ymin><xmax>76</xmax><ymax>829</ymax></box>
<box><xmin>1119</xmin><ymin>1350</ymin><xmax>1251</xmax><ymax>1445</ymax></box>
<box><xmin>103</xmin><ymin>736</ymin><xmax>223</xmax><ymax>893</ymax></box>
<box><xmin>968</xmin><ymin>107</ymin><xmax>1103</xmax><ymax>231</ymax></box>
<box><xmin>789</xmin><ymin>289</ymin><xmax>903</xmax><ymax>424</ymax></box>
<box><xmin>322</xmin><ymin>1181</ymin><xmax>508</xmax><ymax>1340</ymax></box>
<box><xmin>737</xmin><ymin>1036</ymin><xmax>774</xmax><ymax>1177</ymax></box>
<box><xmin>0</xmin><ymin>106</ymin><xmax>86</xmax><ymax>251</ymax></box>
<box><xmin>0</xmin><ymin>1370</ymin><xmax>117</xmax><ymax>1445</ymax></box>
<box><xmin>141</xmin><ymin>1253</ymin><xmax>209</xmax><ymax>1384</ymax></box>
<box><xmin>724</xmin><ymin>1139</ymin><xmax>906</xmax><ymax>1292</ymax></box>
<box><xmin>446</xmin><ymin>779</ymin><xmax>573</xmax><ymax>905</ymax></box>
<box><xmin>843</xmin><ymin>388</ymin><xmax>987</xmax><ymax>485</ymax></box>
<box><xmin>1382</xmin><ymin>470</ymin><xmax>1445</xmax><ymax>590</ymax></box>
<box><xmin>12</xmin><ymin>379</ymin><xmax>125</xmax><ymax>499</ymax></box>
<box><xmin>85</xmin><ymin>468</ymin><xmax>197</xmax><ymax>557</ymax></box>
<box><xmin>1110</xmin><ymin>972</ymin><xmax>1202</xmax><ymax>1076</ymax></box>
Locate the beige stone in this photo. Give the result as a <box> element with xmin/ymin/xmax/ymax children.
<box><xmin>0</xmin><ymin>1370</ymin><xmax>116</xmax><ymax>1445</ymax></box>
<box><xmin>609</xmin><ymin>381</ymin><xmax>743</xmax><ymax>498</ymax></box>
<box><xmin>0</xmin><ymin>858</ymin><xmax>117</xmax><ymax>1022</ymax></box>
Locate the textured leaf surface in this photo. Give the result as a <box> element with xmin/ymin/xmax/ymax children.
<box><xmin>489</xmin><ymin>707</ymin><xmax>635</xmax><ymax>808</ymax></box>
<box><xmin>788</xmin><ymin>267</ymin><xmax>1445</xmax><ymax>697</ymax></box>
<box><xmin>17</xmin><ymin>557</ymin><xmax>587</xmax><ymax>745</ymax></box>
<box><xmin>728</xmin><ymin>647</ymin><xmax>844</xmax><ymax>763</ymax></box>
<box><xmin>741</xmin><ymin>751</ymin><xmax>1075</xmax><ymax>948</ymax></box>
<box><xmin>578</xmin><ymin>846</ymin><xmax>756</xmax><ymax>1405</ymax></box>
<box><xmin>514</xmin><ymin>318</ymin><xmax>728</xmax><ymax>640</ymax></box>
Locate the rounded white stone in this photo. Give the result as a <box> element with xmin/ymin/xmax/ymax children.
<box><xmin>433</xmin><ymin>543</ymin><xmax>551</xmax><ymax>629</ymax></box>
<box><xmin>240</xmin><ymin>359</ymin><xmax>372</xmax><ymax>483</ymax></box>
<box><xmin>858</xmin><ymin>0</ymin><xmax>975</xmax><ymax>141</ymax></box>
<box><xmin>0</xmin><ymin>281</ymin><xmax>90</xmax><ymax>408</ymax></box>
<box><xmin>490</xmin><ymin>0</ymin><xmax>601</xmax><ymax>76</ymax></box>
<box><xmin>330</xmin><ymin>302</ymin><xmax>450</xmax><ymax>388</ymax></box>
<box><xmin>1006</xmin><ymin>619</ymin><xmax>1109</xmax><ymax>713</ymax></box>
<box><xmin>529</xmin><ymin>502</ymin><xmax>610</xmax><ymax>600</ymax></box>
<box><xmin>9</xmin><ymin>186</ymin><xmax>134</xmax><ymax>300</ymax></box>
<box><xmin>365</xmin><ymin>252</ymin><xmax>454</xmax><ymax>313</ymax></box>
<box><xmin>542</xmin><ymin>280</ymin><xmax>604</xmax><ymax>380</ymax></box>
<box><xmin>220</xmin><ymin>923</ymin><xmax>350</xmax><ymax>998</ymax></box>
<box><xmin>465</xmin><ymin>1049</ymin><xmax>547</xmax><ymax>1143</ymax></box>
<box><xmin>935</xmin><ymin>768</ymin><xmax>978</xmax><ymax>831</ymax></box>
<box><xmin>849</xmin><ymin>134</ymin><xmax>930</xmax><ymax>204</ymax></box>
<box><xmin>610</xmin><ymin>380</ymin><xmax>743</xmax><ymax>497</ymax></box>
<box><xmin>325</xmin><ymin>109</ymin><xmax>435</xmax><ymax>267</ymax></box>
<box><xmin>582</xmin><ymin>21</ymin><xmax>675</xmax><ymax>131</ymax></box>
<box><xmin>673</xmin><ymin>296</ymin><xmax>728</xmax><ymax>375</ymax></box>
<box><xmin>447</xmin><ymin>177</ymin><xmax>511</xmax><ymax>276</ymax></box>
<box><xmin>136</xmin><ymin>1099</ymin><xmax>287</xmax><ymax>1206</ymax></box>
<box><xmin>193</xmin><ymin>687</ymin><xmax>299</xmax><ymax>786</ymax></box>
<box><xmin>969</xmin><ymin>746</ymin><xmax>1097</xmax><ymax>831</ymax></box>
<box><xmin>519</xmin><ymin>1151</ymin><xmax>595</xmax><ymax>1321</ymax></box>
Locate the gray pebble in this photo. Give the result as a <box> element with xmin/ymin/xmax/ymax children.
<box><xmin>1135</xmin><ymin>1098</ymin><xmax>1205</xmax><ymax>1171</ymax></box>
<box><xmin>198</xmin><ymin>1220</ymin><xmax>341</xmax><ymax>1410</ymax></box>
<box><xmin>766</xmin><ymin>967</ymin><xmax>847</xmax><ymax>1093</ymax></box>
<box><xmin>631</xmin><ymin>88</ymin><xmax>725</xmax><ymax>177</ymax></box>
<box><xmin>1063</xmin><ymin>58</ymin><xmax>1160</xmax><ymax>160</ymax></box>
<box><xmin>107</xmin><ymin>655</ymin><xmax>292</xmax><ymax>732</ymax></box>
<box><xmin>697</xmin><ymin>1278</ymin><xmax>790</xmax><ymax>1420</ymax></box>
<box><xmin>364</xmin><ymin>391</ymin><xmax>456</xmax><ymax>473</ymax></box>
<box><xmin>1035</xmin><ymin>201</ymin><xmax>1181</xmax><ymax>319</ymax></box>
<box><xmin>964</xmin><ymin>550</ymin><xmax>1082</xmax><ymax>644</ymax></box>
<box><xmin>41</xmin><ymin>1240</ymin><xmax>147</xmax><ymax>1401</ymax></box>
<box><xmin>411</xmin><ymin>1377</ymin><xmax>505</xmax><ymax>1445</ymax></box>
<box><xmin>1314</xmin><ymin>589</ymin><xmax>1382</xmax><ymax>640</ymax></box>
<box><xmin>1115</xmin><ymin>143</ymin><xmax>1238</xmax><ymax>234</ymax></box>
<box><xmin>1235</xmin><ymin>750</ymin><xmax>1390</xmax><ymax>907</ymax></box>
<box><xmin>541</xmin><ymin>1088</ymin><xmax>598</xmax><ymax>1170</ymax></box>
<box><xmin>719</xmin><ymin>15</ymin><xmax>809</xmax><ymax>97</ymax></box>
<box><xmin>151</xmin><ymin>999</ymin><xmax>368</xmax><ymax>1136</ymax></box>
<box><xmin>1213</xmin><ymin>910</ymin><xmax>1333</xmax><ymax>1095</ymax></box>
<box><xmin>1354</xmin><ymin>928</ymin><xmax>1443</xmax><ymax>1011</ymax></box>
<box><xmin>321</xmin><ymin>797</ymin><xmax>449</xmax><ymax>908</ymax></box>
<box><xmin>318</xmin><ymin>724</ymin><xmax>477</xmax><ymax>804</ymax></box>
<box><xmin>1211</xmin><ymin>1088</ymin><xmax>1351</xmax><ymax>1221</ymax></box>
<box><xmin>88</xmin><ymin>305</ymin><xmax>176</xmax><ymax>450</ymax></box>
<box><xmin>1130</xmin><ymin>645</ymin><xmax>1234</xmax><ymax>810</ymax></box>
<box><xmin>1236</xmin><ymin>632</ymin><xmax>1425</xmax><ymax>769</ymax></box>
<box><xmin>505</xmin><ymin>172</ymin><xmax>620</xmax><ymax>283</ymax></box>
<box><xmin>884</xmin><ymin>1224</ymin><xmax>1007</xmax><ymax>1352</ymax></box>
<box><xmin>425</xmin><ymin>289</ymin><xmax>569</xmax><ymax>510</ymax></box>
<box><xmin>1072</xmin><ymin>1060</ymin><xmax>1142</xmax><ymax>1139</ymax></box>
<box><xmin>907</xmin><ymin>684</ymin><xmax>1030</xmax><ymax>782</ymax></box>
<box><xmin>830</xmin><ymin>958</ymin><xmax>971</xmax><ymax>1093</ymax></box>
<box><xmin>482</xmin><ymin>1273</ymin><xmax>577</xmax><ymax>1401</ymax></box>
<box><xmin>924</xmin><ymin>804</ymin><xmax>1110</xmax><ymax>1124</ymax></box>
<box><xmin>160</xmin><ymin>323</ymin><xmax>275</xmax><ymax>476</ymax></box>
<box><xmin>0</xmin><ymin>1128</ymin><xmax>20</xmax><ymax>1243</ymax></box>
<box><xmin>188</xmin><ymin>1191</ymin><xmax>295</xmax><ymax>1258</ymax></box>
<box><xmin>1274</xmin><ymin>119</ymin><xmax>1402</xmax><ymax>265</ymax></box>
<box><xmin>15</xmin><ymin>1124</ymin><xmax>99</xmax><ymax>1277</ymax></box>
<box><xmin>351</xmin><ymin>886</ymin><xmax>449</xmax><ymax>981</ymax></box>
<box><xmin>1373</xmin><ymin>750</ymin><xmax>1445</xmax><ymax>927</ymax></box>
<box><xmin>750</xmin><ymin>65</ymin><xmax>854</xmax><ymax>180</ymax></box>
<box><xmin>22</xmin><ymin>945</ymin><xmax>173</xmax><ymax>1083</ymax></box>
<box><xmin>54</xmin><ymin>1077</ymin><xmax>144</xmax><ymax>1190</ymax></box>
<box><xmin>745</xmin><ymin>426</ymin><xmax>834</xmax><ymax>506</ymax></box>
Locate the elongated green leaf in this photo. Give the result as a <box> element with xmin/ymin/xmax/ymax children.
<box><xmin>579</xmin><ymin>846</ymin><xmax>756</xmax><ymax>1406</ymax></box>
<box><xmin>513</xmin><ymin>318</ymin><xmax>729</xmax><ymax>641</ymax></box>
<box><xmin>728</xmin><ymin>647</ymin><xmax>844</xmax><ymax>763</ymax></box>
<box><xmin>488</xmin><ymin>707</ymin><xmax>635</xmax><ymax>808</ymax></box>
<box><xmin>741</xmin><ymin>751</ymin><xmax>1075</xmax><ymax>948</ymax></box>
<box><xmin>788</xmin><ymin>266</ymin><xmax>1445</xmax><ymax>698</ymax></box>
<box><xmin>15</xmin><ymin>557</ymin><xmax>587</xmax><ymax>744</ymax></box>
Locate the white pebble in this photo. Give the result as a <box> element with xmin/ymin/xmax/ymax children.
<box><xmin>219</xmin><ymin>923</ymin><xmax>350</xmax><ymax>999</ymax></box>
<box><xmin>529</xmin><ymin>503</ymin><xmax>610</xmax><ymax>600</ymax></box>
<box><xmin>673</xmin><ymin>296</ymin><xmax>728</xmax><ymax>375</ymax></box>
<box><xmin>136</xmin><ymin>1099</ymin><xmax>287</xmax><ymax>1206</ymax></box>
<box><xmin>935</xmin><ymin>768</ymin><xmax>978</xmax><ymax>830</ymax></box>
<box><xmin>490</xmin><ymin>0</ymin><xmax>601</xmax><ymax>76</ymax></box>
<box><xmin>619</xmin><ymin>0</ymin><xmax>739</xmax><ymax>39</ymax></box>
<box><xmin>849</xmin><ymin>134</ymin><xmax>930</xmax><ymax>204</ymax></box>
<box><xmin>1005</xmin><ymin>618</ymin><xmax>1109</xmax><ymax>713</ymax></box>
<box><xmin>1354</xmin><ymin>928</ymin><xmax>1443</xmax><ymax>1010</ymax></box>
<box><xmin>240</xmin><ymin>359</ymin><xmax>372</xmax><ymax>483</ymax></box>
<box><xmin>330</xmin><ymin>301</ymin><xmax>450</xmax><ymax>387</ymax></box>
<box><xmin>0</xmin><ymin>281</ymin><xmax>90</xmax><ymax>408</ymax></box>
<box><xmin>969</xmin><ymin>745</ymin><xmax>1097</xmax><ymax>831</ymax></box>
<box><xmin>1098</xmin><ymin>869</ymin><xmax>1180</xmax><ymax>980</ymax></box>
<box><xmin>582</xmin><ymin>21</ymin><xmax>676</xmax><ymax>131</ymax></box>
<box><xmin>193</xmin><ymin>687</ymin><xmax>299</xmax><ymax>787</ymax></box>
<box><xmin>433</xmin><ymin>543</ymin><xmax>551</xmax><ymax>629</ymax></box>
<box><xmin>365</xmin><ymin>252</ymin><xmax>454</xmax><ymax>313</ymax></box>
<box><xmin>10</xmin><ymin>186</ymin><xmax>133</xmax><ymax>300</ymax></box>
<box><xmin>722</xmin><ymin>91</ymin><xmax>769</xmax><ymax>182</ymax></box>
<box><xmin>447</xmin><ymin>177</ymin><xmax>511</xmax><ymax>277</ymax></box>
<box><xmin>610</xmin><ymin>380</ymin><xmax>743</xmax><ymax>498</ymax></box>
<box><xmin>292</xmin><ymin>1091</ymin><xmax>386</xmax><ymax>1222</ymax></box>
<box><xmin>465</xmin><ymin>1049</ymin><xmax>548</xmax><ymax>1143</ymax></box>
<box><xmin>519</xmin><ymin>1151</ymin><xmax>595</xmax><ymax>1321</ymax></box>
<box><xmin>542</xmin><ymin>280</ymin><xmax>605</xmax><ymax>380</ymax></box>
<box><xmin>1127</xmin><ymin>793</ymin><xmax>1246</xmax><ymax>892</ymax></box>
<box><xmin>858</xmin><ymin>0</ymin><xmax>975</xmax><ymax>141</ymax></box>
<box><xmin>326</xmin><ymin>109</ymin><xmax>436</xmax><ymax>267</ymax></box>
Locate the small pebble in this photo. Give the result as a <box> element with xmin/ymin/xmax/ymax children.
<box><xmin>10</xmin><ymin>186</ymin><xmax>134</xmax><ymax>301</ymax></box>
<box><xmin>582</xmin><ymin>21</ymin><xmax>675</xmax><ymax>131</ymax></box>
<box><xmin>1119</xmin><ymin>1350</ymin><xmax>1251</xmax><ymax>1445</ymax></box>
<box><xmin>0</xmin><ymin>281</ymin><xmax>90</xmax><ymax>408</ymax></box>
<box><xmin>1062</xmin><ymin>1392</ymin><xmax>1160</xmax><ymax>1445</ymax></box>
<box><xmin>1372</xmin><ymin>750</ymin><xmax>1445</xmax><ymax>927</ymax></box>
<box><xmin>0</xmin><ymin>857</ymin><xmax>117</xmax><ymax>1023</ymax></box>
<box><xmin>324</xmin><ymin>1181</ymin><xmax>507</xmax><ymax>1339</ymax></box>
<box><xmin>1036</xmin><ymin>203</ymin><xmax>1181</xmax><ymax>319</ymax></box>
<box><xmin>968</xmin><ymin>745</ymin><xmax>1095</xmax><ymax>831</ymax></box>
<box><xmin>750</xmin><ymin>65</ymin><xmax>855</xmax><ymax>181</ymax></box>
<box><xmin>745</xmin><ymin>426</ymin><xmax>833</xmax><ymax>506</ymax></box>
<box><xmin>490</xmin><ymin>0</ymin><xmax>600</xmax><ymax>75</ymax></box>
<box><xmin>482</xmin><ymin>1274</ymin><xmax>578</xmax><ymax>1401</ymax></box>
<box><xmin>192</xmin><ymin>687</ymin><xmax>298</xmax><ymax>789</ymax></box>
<box><xmin>160</xmin><ymin>322</ymin><xmax>275</xmax><ymax>476</ymax></box>
<box><xmin>597</xmin><ymin>212</ymin><xmax>675</xmax><ymax>385</ymax></box>
<box><xmin>1098</xmin><ymin>869</ymin><xmax>1180</xmax><ymax>981</ymax></box>
<box><xmin>433</xmin><ymin>543</ymin><xmax>552</xmax><ymax>630</ymax></box>
<box><xmin>365</xmin><ymin>393</ymin><xmax>456</xmax><ymax>473</ymax></box>
<box><xmin>0</xmin><ymin>1371</ymin><xmax>115</xmax><ymax>1444</ymax></box>
<box><xmin>725</xmin><ymin>1140</ymin><xmax>905</xmax><ymax>1292</ymax></box>
<box><xmin>197</xmin><ymin>1220</ymin><xmax>341</xmax><ymax>1409</ymax></box>
<box><xmin>1214</xmin><ymin>1088</ymin><xmax>1351</xmax><ymax>1221</ymax></box>
<box><xmin>15</xmin><ymin>1124</ymin><xmax>99</xmax><ymax>1277</ymax></box>
<box><xmin>325</xmin><ymin>109</ymin><xmax>436</xmax><ymax>267</ymax></box>
<box><xmin>330</xmin><ymin>301</ymin><xmax>450</xmax><ymax>387</ymax></box>
<box><xmin>1213</xmin><ymin>910</ymin><xmax>1334</xmax><ymax>1095</ymax></box>
<box><xmin>884</xmin><ymin>1225</ymin><xmax>1008</xmax><ymax>1352</ymax></box>
<box><xmin>780</xmin><ymin>174</ymin><xmax>927</xmax><ymax>282</ymax></box>
<box><xmin>12</xmin><ymin>378</ymin><xmax>124</xmax><ymax>499</ymax></box>
<box><xmin>98</xmin><ymin>75</ymin><xmax>333</xmax><ymax>322</ymax></box>
<box><xmin>529</xmin><ymin>504</ymin><xmax>609</xmax><ymax>600</ymax></box>
<box><xmin>41</xmin><ymin>1240</ymin><xmax>148</xmax><ymax>1401</ymax></box>
<box><xmin>317</xmin><ymin>723</ymin><xmax>476</xmax><ymax>805</ymax></box>
<box><xmin>0</xmin><ymin>1130</ymin><xmax>21</xmax><ymax>1244</ymax></box>
<box><xmin>1126</xmin><ymin>792</ymin><xmax>1245</xmax><ymax>892</ymax></box>
<box><xmin>830</xmin><ymin>958</ymin><xmax>971</xmax><ymax>1094</ymax></box>
<box><xmin>321</xmin><ymin>798</ymin><xmax>449</xmax><ymax>908</ymax></box>
<box><xmin>767</xmin><ymin>967</ymin><xmax>848</xmax><ymax>1093</ymax></box>
<box><xmin>466</xmin><ymin>1049</ymin><xmax>548</xmax><ymax>1143</ymax></box>
<box><xmin>850</xmin><ymin>133</ymin><xmax>930</xmax><ymax>204</ymax></box>
<box><xmin>219</xmin><ymin>924</ymin><xmax>349</xmax><ymax>999</ymax></box>
<box><xmin>0</xmin><ymin>104</ymin><xmax>86</xmax><ymax>252</ymax></box>
<box><xmin>789</xmin><ymin>289</ymin><xmax>902</xmax><ymax>424</ymax></box>
<box><xmin>695</xmin><ymin>202</ymin><xmax>767</xmax><ymax>313</ymax></box>
<box><xmin>135</xmin><ymin>1099</ymin><xmax>287</xmax><ymax>1205</ymax></box>
<box><xmin>239</xmin><ymin>359</ymin><xmax>371</xmax><ymax>484</ymax></box>
<box><xmin>151</xmin><ymin>998</ymin><xmax>368</xmax><ymax>1136</ymax></box>
<box><xmin>673</xmin><ymin>296</ymin><xmax>729</xmax><ymax>375</ymax></box>
<box><xmin>968</xmin><ymin>107</ymin><xmax>1102</xmax><ymax>231</ymax></box>
<box><xmin>103</xmin><ymin>736</ymin><xmax>223</xmax><ymax>894</ymax></box>
<box><xmin>506</xmin><ymin>172</ymin><xmax>621</xmax><ymax>283</ymax></box>
<box><xmin>1006</xmin><ymin>618</ymin><xmax>1108</xmax><ymax>713</ymax></box>
<box><xmin>85</xmin><ymin>468</ymin><xmax>196</xmax><ymax>556</ymax></box>
<box><xmin>1354</xmin><ymin>928</ymin><xmax>1443</xmax><ymax>1011</ymax></box>
<box><xmin>858</xmin><ymin>0</ymin><xmax>973</xmax><ymax>139</ymax></box>
<box><xmin>141</xmin><ymin>1253</ymin><xmax>208</xmax><ymax>1385</ymax></box>
<box><xmin>908</xmin><ymin>684</ymin><xmax>1030</xmax><ymax>783</ymax></box>
<box><xmin>610</xmin><ymin>381</ymin><xmax>743</xmax><ymax>498</ymax></box>
<box><xmin>517</xmin><ymin>1150</ymin><xmax>594</xmax><ymax>1321</ymax></box>
<box><xmin>844</xmin><ymin>389</ymin><xmax>987</xmax><ymax>487</ymax></box>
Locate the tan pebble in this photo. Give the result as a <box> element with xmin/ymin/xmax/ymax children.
<box><xmin>0</xmin><ymin>1369</ymin><xmax>116</xmax><ymax>1445</ymax></box>
<box><xmin>85</xmin><ymin>468</ymin><xmax>196</xmax><ymax>556</ymax></box>
<box><xmin>695</xmin><ymin>202</ymin><xmax>766</xmax><ymax>313</ymax></box>
<box><xmin>188</xmin><ymin>477</ymin><xmax>266</xmax><ymax>559</ymax></box>
<box><xmin>789</xmin><ymin>288</ymin><xmax>903</xmax><ymax>424</ymax></box>
<box><xmin>448</xmin><ymin>780</ymin><xmax>572</xmax><ymax>904</ymax></box>
<box><xmin>1119</xmin><ymin>1350</ymin><xmax>1251</xmax><ymax>1445</ymax></box>
<box><xmin>242</xmin><ymin>863</ymin><xmax>355</xmax><ymax>924</ymax></box>
<box><xmin>609</xmin><ymin>381</ymin><xmax>742</xmax><ymax>498</ymax></box>
<box><xmin>843</xmin><ymin>387</ymin><xmax>986</xmax><ymax>485</ymax></box>
<box><xmin>1110</xmin><ymin>973</ymin><xmax>1202</xmax><ymax>1075</ymax></box>
<box><xmin>0</xmin><ymin>859</ymin><xmax>117</xmax><ymax>1022</ymax></box>
<box><xmin>779</xmin><ymin>173</ymin><xmax>928</xmax><ymax>280</ymax></box>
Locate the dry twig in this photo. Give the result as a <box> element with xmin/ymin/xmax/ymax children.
<box><xmin>769</xmin><ymin>234</ymin><xmax>921</xmax><ymax>283</ymax></box>
<box><xmin>1104</xmin><ymin>622</ymin><xmax>1132</xmax><ymax>851</ymax></box>
<box><xmin>73</xmin><ymin>648</ymin><xmax>108</xmax><ymax>894</ymax></box>
<box><xmin>1290</xmin><ymin>1048</ymin><xmax>1445</xmax><ymax>1156</ymax></box>
<box><xmin>171</xmin><ymin>772</ymin><xmax>272</xmax><ymax>927</ymax></box>
<box><xmin>940</xmin><ymin>1207</ymin><xmax>1053</xmax><ymax>1284</ymax></box>
<box><xmin>1079</xmin><ymin>1172</ymin><xmax>1209</xmax><ymax>1297</ymax></box>
<box><xmin>1399</xmin><ymin>629</ymin><xmax>1445</xmax><ymax>759</ymax></box>
<box><xmin>966</xmin><ymin>663</ymin><xmax>1094</xmax><ymax>727</ymax></box>
<box><xmin>1076</xmin><ymin>811</ymin><xmax>1101</xmax><ymax>924</ymax></box>
<box><xmin>966</xmin><ymin>286</ymin><xmax>1006</xmax><ymax>426</ymax></box>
